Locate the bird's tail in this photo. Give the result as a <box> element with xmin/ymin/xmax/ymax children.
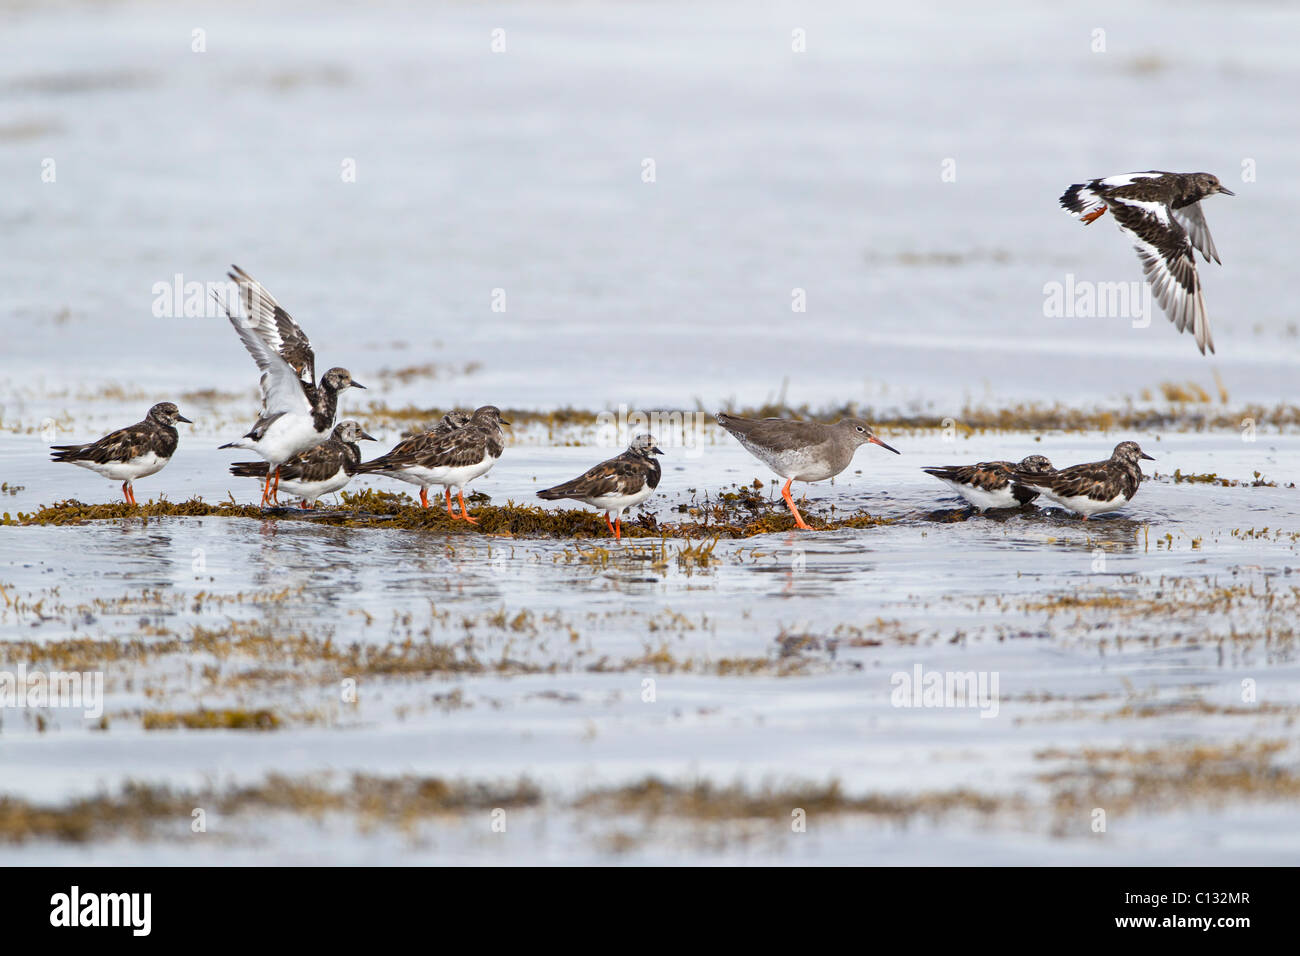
<box><xmin>49</xmin><ymin>444</ymin><xmax>86</xmax><ymax>462</ymax></box>
<box><xmin>1059</xmin><ymin>182</ymin><xmax>1103</xmax><ymax>217</ymax></box>
<box><xmin>229</xmin><ymin>462</ymin><xmax>270</xmax><ymax>478</ymax></box>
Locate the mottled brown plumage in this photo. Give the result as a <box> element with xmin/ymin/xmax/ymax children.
<box><xmin>50</xmin><ymin>402</ymin><xmax>192</xmax><ymax>503</ymax></box>
<box><xmin>922</xmin><ymin>454</ymin><xmax>1054</xmax><ymax>510</ymax></box>
<box><xmin>357</xmin><ymin>406</ymin><xmax>508</xmax><ymax>519</ymax></box>
<box><xmin>537</xmin><ymin>434</ymin><xmax>663</xmax><ymax>538</ymax></box>
<box><xmin>1011</xmin><ymin>442</ymin><xmax>1154</xmax><ymax>519</ymax></box>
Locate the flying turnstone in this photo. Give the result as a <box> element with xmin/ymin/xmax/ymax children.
<box><xmin>1010</xmin><ymin>441</ymin><xmax>1154</xmax><ymax>520</ymax></box>
<box><xmin>922</xmin><ymin>455</ymin><xmax>1055</xmax><ymax>512</ymax></box>
<box><xmin>357</xmin><ymin>405</ymin><xmax>508</xmax><ymax>522</ymax></box>
<box><xmin>1060</xmin><ymin>171</ymin><xmax>1234</xmax><ymax>354</ymax></box>
<box><xmin>537</xmin><ymin>434</ymin><xmax>664</xmax><ymax>539</ymax></box>
<box><xmin>715</xmin><ymin>412</ymin><xmax>900</xmax><ymax>531</ymax></box>
<box><xmin>216</xmin><ymin>265</ymin><xmax>365</xmax><ymax>506</ymax></box>
<box><xmin>50</xmin><ymin>402</ymin><xmax>191</xmax><ymax>504</ymax></box>
<box><xmin>228</xmin><ymin>420</ymin><xmax>375</xmax><ymax>509</ymax></box>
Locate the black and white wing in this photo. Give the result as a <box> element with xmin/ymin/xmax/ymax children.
<box><xmin>216</xmin><ymin>280</ymin><xmax>314</xmax><ymax>425</ymax></box>
<box><xmin>227</xmin><ymin>266</ymin><xmax>317</xmax><ymax>385</ymax></box>
<box><xmin>1108</xmin><ymin>198</ymin><xmax>1214</xmax><ymax>355</ymax></box>
<box><xmin>1171</xmin><ymin>202</ymin><xmax>1221</xmax><ymax>265</ymax></box>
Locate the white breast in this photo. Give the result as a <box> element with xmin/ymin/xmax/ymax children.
<box><xmin>78</xmin><ymin>452</ymin><xmax>168</xmax><ymax>482</ymax></box>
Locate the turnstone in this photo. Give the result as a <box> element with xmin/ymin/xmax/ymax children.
<box><xmin>922</xmin><ymin>455</ymin><xmax>1055</xmax><ymax>512</ymax></box>
<box><xmin>537</xmin><ymin>433</ymin><xmax>664</xmax><ymax>539</ymax></box>
<box><xmin>1010</xmin><ymin>441</ymin><xmax>1154</xmax><ymax>520</ymax></box>
<box><xmin>49</xmin><ymin>402</ymin><xmax>191</xmax><ymax>504</ymax></box>
<box><xmin>357</xmin><ymin>405</ymin><xmax>508</xmax><ymax>522</ymax></box>
<box><xmin>715</xmin><ymin>412</ymin><xmax>900</xmax><ymax>531</ymax></box>
<box><xmin>216</xmin><ymin>265</ymin><xmax>365</xmax><ymax>506</ymax></box>
<box><xmin>1060</xmin><ymin>171</ymin><xmax>1234</xmax><ymax>354</ymax></box>
<box><xmin>228</xmin><ymin>420</ymin><xmax>375</xmax><ymax>509</ymax></box>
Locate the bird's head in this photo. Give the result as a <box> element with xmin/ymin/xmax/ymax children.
<box><xmin>149</xmin><ymin>402</ymin><xmax>192</xmax><ymax>426</ymax></box>
<box><xmin>839</xmin><ymin>418</ymin><xmax>900</xmax><ymax>454</ymax></box>
<box><xmin>322</xmin><ymin>368</ymin><xmax>365</xmax><ymax>391</ymax></box>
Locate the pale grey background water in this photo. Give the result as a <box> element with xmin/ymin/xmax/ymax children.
<box><xmin>1</xmin><ymin>0</ymin><xmax>1298</xmax><ymax>420</ymax></box>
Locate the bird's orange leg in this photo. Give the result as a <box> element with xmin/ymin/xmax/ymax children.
<box><xmin>122</xmin><ymin>482</ymin><xmax>131</xmax><ymax>505</ymax></box>
<box><xmin>444</xmin><ymin>488</ymin><xmax>455</xmax><ymax>515</ymax></box>
<box><xmin>418</xmin><ymin>487</ymin><xmax>429</xmax><ymax>509</ymax></box>
<box><xmin>604</xmin><ymin>513</ymin><xmax>616</xmax><ymax>536</ymax></box>
<box><xmin>259</xmin><ymin>475</ymin><xmax>270</xmax><ymax>507</ymax></box>
<box><xmin>1080</xmin><ymin>205</ymin><xmax>1107</xmax><ymax>225</ymax></box>
<box><xmin>457</xmin><ymin>490</ymin><xmax>478</xmax><ymax>524</ymax></box>
<box><xmin>269</xmin><ymin>467</ymin><xmax>281</xmax><ymax>505</ymax></box>
<box><xmin>781</xmin><ymin>479</ymin><xmax>814</xmax><ymax>530</ymax></box>
<box><xmin>614</xmin><ymin>517</ymin><xmax>622</xmax><ymax>540</ymax></box>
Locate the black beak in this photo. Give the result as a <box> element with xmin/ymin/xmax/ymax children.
<box><xmin>1141</xmin><ymin>452</ymin><xmax>1156</xmax><ymax>460</ymax></box>
<box><xmin>652</xmin><ymin>446</ymin><xmax>664</xmax><ymax>455</ymax></box>
<box><xmin>500</xmin><ymin>419</ymin><xmax>512</xmax><ymax>426</ymax></box>
<box><xmin>360</xmin><ymin>431</ymin><xmax>377</xmax><ymax>442</ymax></box>
<box><xmin>870</xmin><ymin>435</ymin><xmax>901</xmax><ymax>455</ymax></box>
<box><xmin>176</xmin><ymin>414</ymin><xmax>193</xmax><ymax>424</ymax></box>
<box><xmin>1218</xmin><ymin>186</ymin><xmax>1235</xmax><ymax>196</ymax></box>
<box><xmin>351</xmin><ymin>382</ymin><xmax>367</xmax><ymax>389</ymax></box>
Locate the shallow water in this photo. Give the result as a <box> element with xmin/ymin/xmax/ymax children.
<box><xmin>2</xmin><ymin>0</ymin><xmax>1300</xmax><ymax>863</ymax></box>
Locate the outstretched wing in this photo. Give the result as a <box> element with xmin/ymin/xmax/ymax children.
<box><xmin>1170</xmin><ymin>202</ymin><xmax>1221</xmax><ymax>265</ymax></box>
<box><xmin>215</xmin><ymin>280</ymin><xmax>313</xmax><ymax>422</ymax></box>
<box><xmin>1109</xmin><ymin>198</ymin><xmax>1214</xmax><ymax>355</ymax></box>
<box><xmin>227</xmin><ymin>265</ymin><xmax>316</xmax><ymax>385</ymax></box>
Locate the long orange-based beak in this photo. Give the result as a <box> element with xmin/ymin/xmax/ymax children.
<box><xmin>870</xmin><ymin>435</ymin><xmax>901</xmax><ymax>455</ymax></box>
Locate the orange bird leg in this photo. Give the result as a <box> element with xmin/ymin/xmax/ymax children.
<box><xmin>1080</xmin><ymin>205</ymin><xmax>1107</xmax><ymax>225</ymax></box>
<box><xmin>614</xmin><ymin>517</ymin><xmax>622</xmax><ymax>540</ymax></box>
<box><xmin>781</xmin><ymin>478</ymin><xmax>814</xmax><ymax>531</ymax></box>
<box><xmin>269</xmin><ymin>467</ymin><xmax>281</xmax><ymax>505</ymax></box>
<box><xmin>122</xmin><ymin>482</ymin><xmax>131</xmax><ymax>504</ymax></box>
<box><xmin>457</xmin><ymin>490</ymin><xmax>478</xmax><ymax>524</ymax></box>
<box><xmin>604</xmin><ymin>513</ymin><xmax>616</xmax><ymax>536</ymax></box>
<box><xmin>444</xmin><ymin>488</ymin><xmax>454</xmax><ymax>515</ymax></box>
<box><xmin>418</xmin><ymin>487</ymin><xmax>429</xmax><ymax>509</ymax></box>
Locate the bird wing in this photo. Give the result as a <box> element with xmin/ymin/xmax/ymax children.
<box><xmin>922</xmin><ymin>462</ymin><xmax>1013</xmax><ymax>491</ymax></box>
<box><xmin>51</xmin><ymin>420</ymin><xmax>154</xmax><ymax>463</ymax></box>
<box><xmin>1014</xmin><ymin>461</ymin><xmax>1114</xmax><ymax>500</ymax></box>
<box><xmin>356</xmin><ymin>431</ymin><xmax>438</xmax><ymax>473</ymax></box>
<box><xmin>274</xmin><ymin>440</ymin><xmax>344</xmax><ymax>482</ymax></box>
<box><xmin>228</xmin><ymin>265</ymin><xmax>317</xmax><ymax>386</ymax></box>
<box><xmin>1109</xmin><ymin>197</ymin><xmax>1214</xmax><ymax>355</ymax></box>
<box><xmin>1170</xmin><ymin>201</ymin><xmax>1221</xmax><ymax>265</ymax></box>
<box><xmin>217</xmin><ymin>281</ymin><xmax>314</xmax><ymax>421</ymax></box>
<box><xmin>416</xmin><ymin>426</ymin><xmax>496</xmax><ymax>469</ymax></box>
<box><xmin>539</xmin><ymin>453</ymin><xmax>645</xmax><ymax>500</ymax></box>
